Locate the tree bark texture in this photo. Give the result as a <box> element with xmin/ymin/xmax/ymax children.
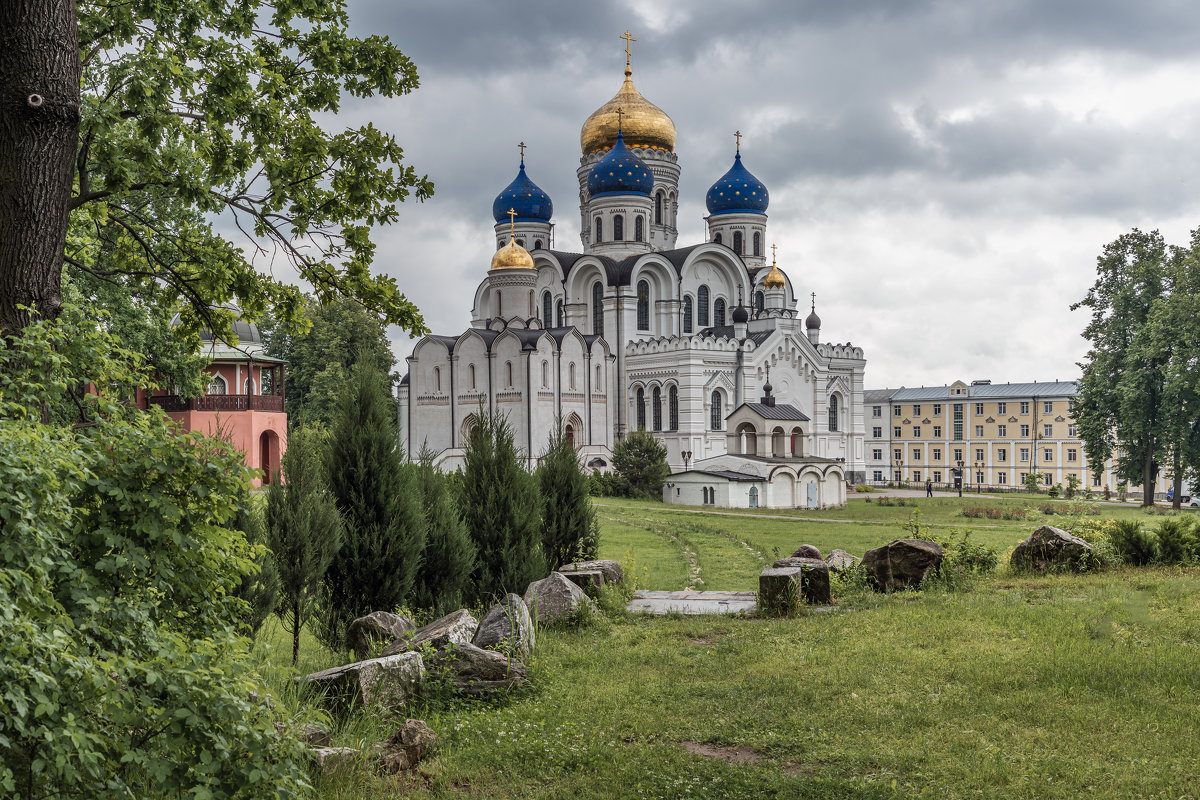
<box><xmin>0</xmin><ymin>0</ymin><xmax>80</xmax><ymax>337</ymax></box>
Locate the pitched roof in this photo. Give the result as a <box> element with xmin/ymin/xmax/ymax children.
<box><xmin>739</xmin><ymin>402</ymin><xmax>810</xmax><ymax>421</ymax></box>
<box><xmin>885</xmin><ymin>381</ymin><xmax>1078</xmax><ymax>401</ymax></box>
<box><xmin>672</xmin><ymin>469</ymin><xmax>764</xmax><ymax>482</ymax></box>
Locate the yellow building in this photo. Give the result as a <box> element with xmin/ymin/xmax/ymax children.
<box><xmin>864</xmin><ymin>379</ymin><xmax>1159</xmax><ymax>495</ymax></box>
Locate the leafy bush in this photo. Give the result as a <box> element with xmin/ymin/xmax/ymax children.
<box><xmin>1154</xmin><ymin>517</ymin><xmax>1197</xmax><ymax>564</ymax></box>
<box><xmin>1109</xmin><ymin>519</ymin><xmax>1159</xmax><ymax>565</ymax></box>
<box><xmin>1048</xmin><ymin>483</ymin><xmax>1061</xmax><ymax>498</ymax></box>
<box><xmin>876</xmin><ymin>496</ymin><xmax>912</xmax><ymax>507</ymax></box>
<box><xmin>1065</xmin><ymin>518</ymin><xmax>1122</xmax><ymax>570</ymax></box>
<box><xmin>613</xmin><ymin>430</ymin><xmax>671</xmax><ymax>499</ymax></box>
<box><xmin>588</xmin><ymin>470</ymin><xmax>631</xmax><ymax>497</ymax></box>
<box><xmin>961</xmin><ymin>505</ymin><xmax>1027</xmax><ymax>520</ymax></box>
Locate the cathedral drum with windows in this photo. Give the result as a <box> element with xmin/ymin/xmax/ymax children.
<box><xmin>399</xmin><ymin>38</ymin><xmax>866</xmax><ymax>508</ymax></box>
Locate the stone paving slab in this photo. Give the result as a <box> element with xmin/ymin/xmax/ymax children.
<box><xmin>626</xmin><ymin>590</ymin><xmax>758</xmax><ymax>616</ymax></box>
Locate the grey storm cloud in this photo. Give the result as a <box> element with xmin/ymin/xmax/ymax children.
<box><xmin>322</xmin><ymin>0</ymin><xmax>1200</xmax><ymax>387</ymax></box>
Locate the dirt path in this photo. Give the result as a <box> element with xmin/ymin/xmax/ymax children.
<box><xmin>593</xmin><ymin>501</ymin><xmax>1005</xmax><ymax>529</ymax></box>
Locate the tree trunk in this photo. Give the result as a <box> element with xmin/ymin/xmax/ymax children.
<box><xmin>0</xmin><ymin>0</ymin><xmax>79</xmax><ymax>338</ymax></box>
<box><xmin>292</xmin><ymin>598</ymin><xmax>301</xmax><ymax>666</ymax></box>
<box><xmin>1173</xmin><ymin>460</ymin><xmax>1183</xmax><ymax>510</ymax></box>
<box><xmin>1142</xmin><ymin>449</ymin><xmax>1155</xmax><ymax>507</ymax></box>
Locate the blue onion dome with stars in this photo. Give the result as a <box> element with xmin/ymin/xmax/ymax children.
<box><xmin>492</xmin><ymin>158</ymin><xmax>553</xmax><ymax>223</ymax></box>
<box><xmin>587</xmin><ymin>131</ymin><xmax>654</xmax><ymax>198</ymax></box>
<box><xmin>706</xmin><ymin>150</ymin><xmax>769</xmax><ymax>216</ymax></box>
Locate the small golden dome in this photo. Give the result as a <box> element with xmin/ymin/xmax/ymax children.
<box><xmin>763</xmin><ymin>260</ymin><xmax>786</xmax><ymax>289</ymax></box>
<box><xmin>580</xmin><ymin>67</ymin><xmax>676</xmax><ymax>155</ymax></box>
<box><xmin>490</xmin><ymin>238</ymin><xmax>535</xmax><ymax>271</ymax></box>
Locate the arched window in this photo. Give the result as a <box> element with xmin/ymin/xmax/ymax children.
<box><xmin>244</xmin><ymin>378</ymin><xmax>255</xmax><ymax>395</ymax></box>
<box><xmin>753</xmin><ymin>231</ymin><xmax>761</xmax><ymax>256</ymax></box>
<box><xmin>565</xmin><ymin>424</ymin><xmax>575</xmax><ymax>450</ymax></box>
<box><xmin>634</xmin><ymin>216</ymin><xmax>644</xmax><ymax>242</ymax></box>
<box><xmin>594</xmin><ymin>216</ymin><xmax>603</xmax><ymax>243</ymax></box>
<box><xmin>714</xmin><ymin>298</ymin><xmax>727</xmax><ymax>327</ymax></box>
<box><xmin>682</xmin><ymin>295</ymin><xmax>693</xmax><ymax>333</ymax></box>
<box><xmin>433</xmin><ymin>366</ymin><xmax>441</xmax><ymax>392</ymax></box>
<box><xmin>528</xmin><ymin>289</ymin><xmax>534</xmax><ymax>316</ymax></box>
<box><xmin>655</xmin><ymin>193</ymin><xmax>663</xmax><ymax>224</ymax></box>
<box><xmin>651</xmin><ymin>387</ymin><xmax>662</xmax><ymax>431</ymax></box>
<box><xmin>542</xmin><ymin>291</ymin><xmax>552</xmax><ymax>325</ymax></box>
<box><xmin>556</xmin><ymin>300</ymin><xmax>564</xmax><ymax>328</ymax></box>
<box><xmin>733</xmin><ymin>231</ymin><xmax>743</xmax><ymax>255</ymax></box>
<box><xmin>497</xmin><ymin>292</ymin><xmax>502</xmax><ymax>317</ymax></box>
<box><xmin>749</xmin><ymin>487</ymin><xmax>758</xmax><ymax>508</ymax></box>
<box><xmin>595</xmin><ymin>364</ymin><xmax>602</xmax><ymax>388</ymax></box>
<box><xmin>469</xmin><ymin>364</ymin><xmax>477</xmax><ymax>390</ymax></box>
<box><xmin>636</xmin><ymin>279</ymin><xmax>650</xmax><ymax>330</ymax></box>
<box><xmin>714</xmin><ymin>232</ymin><xmax>722</xmax><ymax>245</ymax></box>
<box><xmin>755</xmin><ymin>291</ymin><xmax>764</xmax><ymax>312</ymax></box>
<box><xmin>505</xmin><ymin>361</ymin><xmax>513</xmax><ymax>388</ymax></box>
<box><xmin>711</xmin><ymin>390</ymin><xmax>723</xmax><ymax>430</ymax></box>
<box><xmin>207</xmin><ymin>374</ymin><xmax>227</xmax><ymax>395</ymax></box>
<box><xmin>636</xmin><ymin>387</ymin><xmax>646</xmax><ymax>430</ymax></box>
<box><xmin>569</xmin><ymin>362</ymin><xmax>576</xmax><ymax>390</ymax></box>
<box><xmin>698</xmin><ymin>285</ymin><xmax>710</xmax><ymax>326</ymax></box>
<box><xmin>592</xmin><ymin>281</ymin><xmax>604</xmax><ymax>336</ymax></box>
<box><xmin>669</xmin><ymin>385</ymin><xmax>679</xmax><ymax>431</ymax></box>
<box><xmin>517</xmin><ymin>238</ymin><xmax>525</xmax><ymax>247</ymax></box>
<box><xmin>541</xmin><ymin>360</ymin><xmax>548</xmax><ymax>388</ymax></box>
<box><xmin>534</xmin><ymin>239</ymin><xmax>543</xmax><ymax>250</ymax></box>
<box><xmin>829</xmin><ymin>395</ymin><xmax>839</xmax><ymax>432</ymax></box>
<box><xmin>614</xmin><ymin>214</ymin><xmax>624</xmax><ymax>241</ymax></box>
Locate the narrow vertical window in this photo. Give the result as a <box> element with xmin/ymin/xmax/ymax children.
<box><xmin>829</xmin><ymin>395</ymin><xmax>839</xmax><ymax>432</ymax></box>
<box><xmin>637</xmin><ymin>279</ymin><xmax>650</xmax><ymax>331</ymax></box>
<box><xmin>635</xmin><ymin>216</ymin><xmax>644</xmax><ymax>242</ymax></box>
<box><xmin>594</xmin><ymin>216</ymin><xmax>602</xmax><ymax>243</ymax></box>
<box><xmin>636</xmin><ymin>387</ymin><xmax>646</xmax><ymax>430</ymax></box>
<box><xmin>669</xmin><ymin>385</ymin><xmax>679</xmax><ymax>431</ymax></box>
<box><xmin>682</xmin><ymin>295</ymin><xmax>693</xmax><ymax>333</ymax></box>
<box><xmin>714</xmin><ymin>298</ymin><xmax>727</xmax><ymax>327</ymax></box>
<box><xmin>714</xmin><ymin>233</ymin><xmax>722</xmax><ymax>245</ymax></box>
<box><xmin>469</xmin><ymin>364</ymin><xmax>476</xmax><ymax>390</ymax></box>
<box><xmin>733</xmin><ymin>231</ymin><xmax>743</xmax><ymax>254</ymax></box>
<box><xmin>534</xmin><ymin>239</ymin><xmax>543</xmax><ymax>250</ymax></box>
<box><xmin>753</xmin><ymin>231</ymin><xmax>761</xmax><ymax>256</ymax></box>
<box><xmin>506</xmin><ymin>361</ymin><xmax>513</xmax><ymax>388</ymax></box>
<box><xmin>592</xmin><ymin>281</ymin><xmax>604</xmax><ymax>336</ymax></box>
<box><xmin>542</xmin><ymin>291</ymin><xmax>552</xmax><ymax>325</ymax></box>
<box><xmin>698</xmin><ymin>285</ymin><xmax>710</xmax><ymax>326</ymax></box>
<box><xmin>556</xmin><ymin>300</ymin><xmax>563</xmax><ymax>328</ymax></box>
<box><xmin>652</xmin><ymin>387</ymin><xmax>662</xmax><ymax>431</ymax></box>
<box><xmin>711</xmin><ymin>390</ymin><xmax>722</xmax><ymax>431</ymax></box>
<box><xmin>755</xmin><ymin>291</ymin><xmax>764</xmax><ymax>312</ymax></box>
<box><xmin>541</xmin><ymin>360</ymin><xmax>548</xmax><ymax>388</ymax></box>
<box><xmin>433</xmin><ymin>366</ymin><xmax>441</xmax><ymax>392</ymax></box>
<box><xmin>655</xmin><ymin>193</ymin><xmax>663</xmax><ymax>224</ymax></box>
<box><xmin>614</xmin><ymin>214</ymin><xmax>624</xmax><ymax>241</ymax></box>
<box><xmin>569</xmin><ymin>362</ymin><xmax>576</xmax><ymax>390</ymax></box>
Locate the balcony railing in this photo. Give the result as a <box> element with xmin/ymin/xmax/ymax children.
<box><xmin>150</xmin><ymin>393</ymin><xmax>284</xmax><ymax>413</ymax></box>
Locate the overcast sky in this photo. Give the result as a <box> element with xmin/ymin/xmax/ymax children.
<box><xmin>322</xmin><ymin>0</ymin><xmax>1200</xmax><ymax>390</ymax></box>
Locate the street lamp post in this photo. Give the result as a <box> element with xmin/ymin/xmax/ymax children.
<box><xmin>956</xmin><ymin>460</ymin><xmax>964</xmax><ymax>498</ymax></box>
<box><xmin>682</xmin><ymin>450</ymin><xmax>693</xmax><ymax>471</ymax></box>
<box><xmin>894</xmin><ymin>459</ymin><xmax>902</xmax><ymax>487</ymax></box>
<box><xmin>975</xmin><ymin>460</ymin><xmax>983</xmax><ymax>494</ymax></box>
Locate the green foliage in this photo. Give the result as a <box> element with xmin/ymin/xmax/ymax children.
<box><xmin>537</xmin><ymin>423</ymin><xmax>599</xmax><ymax>569</ymax></box>
<box><xmin>230</xmin><ymin>489</ymin><xmax>280</xmax><ymax>635</ymax></box>
<box><xmin>937</xmin><ymin>530</ymin><xmax>1000</xmax><ymax>576</ymax></box>
<box><xmin>1153</xmin><ymin>517</ymin><xmax>1198</xmax><ymax>564</ymax></box>
<box><xmin>1109</xmin><ymin>519</ymin><xmax>1160</xmax><ymax>565</ymax></box>
<box><xmin>460</xmin><ymin>409</ymin><xmax>546</xmax><ymax>605</ymax></box>
<box><xmin>268</xmin><ymin>426</ymin><xmax>343</xmax><ymax>665</ymax></box>
<box><xmin>264</xmin><ymin>296</ymin><xmax>397</xmax><ymax>428</ymax></box>
<box><xmin>1065</xmin><ymin>474</ymin><xmax>1081</xmax><ymax>499</ymax></box>
<box><xmin>588</xmin><ymin>469</ymin><xmax>631</xmax><ymax>497</ymax></box>
<box><xmin>1023</xmin><ymin>472</ymin><xmax>1042</xmax><ymax>494</ymax></box>
<box><xmin>1047</xmin><ymin>482</ymin><xmax>1061</xmax><ymax>498</ymax></box>
<box><xmin>874</xmin><ymin>496</ymin><xmax>913</xmax><ymax>507</ymax></box>
<box><xmin>612</xmin><ymin>429</ymin><xmax>671</xmax><ymax>499</ymax></box>
<box><xmin>0</xmin><ymin>314</ymin><xmax>308</xmax><ymax>798</ymax></box>
<box><xmin>413</xmin><ymin>447</ymin><xmax>477</xmax><ymax>616</ymax></box>
<box><xmin>56</xmin><ymin>0</ymin><xmax>434</xmax><ymax>342</ymax></box>
<box><xmin>961</xmin><ymin>504</ymin><xmax>1027</xmax><ymax>520</ymax></box>
<box><xmin>323</xmin><ymin>361</ymin><xmax>425</xmax><ymax>649</ymax></box>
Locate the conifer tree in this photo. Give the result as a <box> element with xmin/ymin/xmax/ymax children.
<box><xmin>537</xmin><ymin>422</ymin><xmax>598</xmax><ymax>569</ymax></box>
<box><xmin>267</xmin><ymin>426</ymin><xmax>342</xmax><ymax>665</ymax></box>
<box><xmin>413</xmin><ymin>447</ymin><xmax>477</xmax><ymax>615</ymax></box>
<box><xmin>229</xmin><ymin>489</ymin><xmax>279</xmax><ymax>635</ymax></box>
<box><xmin>323</xmin><ymin>361</ymin><xmax>425</xmax><ymax>647</ymax></box>
<box><xmin>613</xmin><ymin>429</ymin><xmax>671</xmax><ymax>499</ymax></box>
<box><xmin>461</xmin><ymin>409</ymin><xmax>546</xmax><ymax>606</ymax></box>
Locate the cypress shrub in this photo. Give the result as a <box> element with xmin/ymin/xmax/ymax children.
<box><xmin>537</xmin><ymin>423</ymin><xmax>598</xmax><ymax>569</ymax></box>
<box><xmin>613</xmin><ymin>429</ymin><xmax>671</xmax><ymax>499</ymax></box>
<box><xmin>229</xmin><ymin>489</ymin><xmax>279</xmax><ymax>635</ymax></box>
<box><xmin>413</xmin><ymin>447</ymin><xmax>477</xmax><ymax>615</ymax></box>
<box><xmin>322</xmin><ymin>361</ymin><xmax>425</xmax><ymax>650</ymax></box>
<box><xmin>1154</xmin><ymin>517</ymin><xmax>1197</xmax><ymax>564</ymax></box>
<box><xmin>1110</xmin><ymin>519</ymin><xmax>1159</xmax><ymax>566</ymax></box>
<box><xmin>461</xmin><ymin>409</ymin><xmax>545</xmax><ymax>605</ymax></box>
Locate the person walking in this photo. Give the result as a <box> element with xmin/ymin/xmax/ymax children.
<box><xmin>925</xmin><ymin>478</ymin><xmax>933</xmax><ymax>498</ymax></box>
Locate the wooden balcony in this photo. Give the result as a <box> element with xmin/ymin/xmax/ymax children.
<box><xmin>150</xmin><ymin>393</ymin><xmax>284</xmax><ymax>413</ymax></box>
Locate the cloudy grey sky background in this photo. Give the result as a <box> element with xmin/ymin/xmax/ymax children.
<box><xmin>320</xmin><ymin>0</ymin><xmax>1200</xmax><ymax>390</ymax></box>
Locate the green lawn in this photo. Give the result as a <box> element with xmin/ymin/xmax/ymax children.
<box><xmin>257</xmin><ymin>498</ymin><xmax>1200</xmax><ymax>799</ymax></box>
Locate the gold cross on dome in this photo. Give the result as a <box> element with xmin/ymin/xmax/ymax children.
<box><xmin>734</xmin><ymin>130</ymin><xmax>742</xmax><ymax>153</ymax></box>
<box><xmin>771</xmin><ymin>242</ymin><xmax>777</xmax><ymax>263</ymax></box>
<box><xmin>507</xmin><ymin>208</ymin><xmax>517</xmax><ymax>238</ymax></box>
<box><xmin>621</xmin><ymin>30</ymin><xmax>637</xmax><ymax>67</ymax></box>
<box><xmin>518</xmin><ymin>141</ymin><xmax>526</xmax><ymax>162</ymax></box>
<box><xmin>616</xmin><ymin>106</ymin><xmax>624</xmax><ymax>132</ymax></box>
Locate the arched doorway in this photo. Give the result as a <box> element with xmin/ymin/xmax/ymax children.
<box><xmin>790</xmin><ymin>427</ymin><xmax>803</xmax><ymax>456</ymax></box>
<box><xmin>773</xmin><ymin>472</ymin><xmax>795</xmax><ymax>509</ymax></box>
<box><xmin>771</xmin><ymin>427</ymin><xmax>786</xmax><ymax>456</ymax></box>
<box><xmin>259</xmin><ymin>430</ymin><xmax>280</xmax><ymax>484</ymax></box>
<box><xmin>736</xmin><ymin>422</ymin><xmax>757</xmax><ymax>455</ymax></box>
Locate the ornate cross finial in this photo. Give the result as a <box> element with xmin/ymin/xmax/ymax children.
<box><xmin>518</xmin><ymin>141</ymin><xmax>526</xmax><ymax>163</ymax></box>
<box><xmin>771</xmin><ymin>242</ymin><xmax>777</xmax><ymax>264</ymax></box>
<box><xmin>621</xmin><ymin>29</ymin><xmax>637</xmax><ymax>69</ymax></box>
<box><xmin>507</xmin><ymin>208</ymin><xmax>517</xmax><ymax>239</ymax></box>
<box><xmin>734</xmin><ymin>130</ymin><xmax>742</xmax><ymax>153</ymax></box>
<box><xmin>811</xmin><ymin>291</ymin><xmax>816</xmax><ymax>312</ymax></box>
<box><xmin>615</xmin><ymin>106</ymin><xmax>624</xmax><ymax>133</ymax></box>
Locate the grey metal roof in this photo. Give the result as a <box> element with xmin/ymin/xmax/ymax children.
<box><xmin>886</xmin><ymin>381</ymin><xmax>1078</xmax><ymax>401</ymax></box>
<box><xmin>740</xmin><ymin>402</ymin><xmax>810</xmax><ymax>421</ymax></box>
<box><xmin>673</xmin><ymin>469</ymin><xmax>764</xmax><ymax>482</ymax></box>
<box><xmin>699</xmin><ymin>325</ymin><xmax>771</xmax><ymax>346</ymax></box>
<box><xmin>863</xmin><ymin>388</ymin><xmax>894</xmax><ymax>403</ymax></box>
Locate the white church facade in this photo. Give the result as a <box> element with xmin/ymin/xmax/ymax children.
<box><xmin>399</xmin><ymin>42</ymin><xmax>867</xmax><ymax>508</ymax></box>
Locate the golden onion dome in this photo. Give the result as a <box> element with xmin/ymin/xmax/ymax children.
<box><xmin>490</xmin><ymin>238</ymin><xmax>535</xmax><ymax>271</ymax></box>
<box><xmin>763</xmin><ymin>259</ymin><xmax>786</xmax><ymax>289</ymax></box>
<box><xmin>581</xmin><ymin>67</ymin><xmax>676</xmax><ymax>155</ymax></box>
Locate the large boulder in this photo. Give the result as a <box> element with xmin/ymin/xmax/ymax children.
<box><xmin>559</xmin><ymin>559</ymin><xmax>623</xmax><ymax>584</ymax></box>
<box><xmin>790</xmin><ymin>544</ymin><xmax>823</xmax><ymax>560</ymax></box>
<box><xmin>764</xmin><ymin>557</ymin><xmax>832</xmax><ymax>605</ymax></box>
<box><xmin>383</xmin><ymin>609</ymin><xmax>478</xmax><ymax>656</ymax></box>
<box><xmin>426</xmin><ymin>642</ymin><xmax>528</xmax><ymax>695</ymax></box>
<box><xmin>825</xmin><ymin>549</ymin><xmax>859</xmax><ymax>572</ymax></box>
<box><xmin>472</xmin><ymin>593</ymin><xmax>535</xmax><ymax>660</ymax></box>
<box><xmin>310</xmin><ymin>747</ymin><xmax>358</xmax><ymax>775</ymax></box>
<box><xmin>558</xmin><ymin>569</ymin><xmax>605</xmax><ymax>591</ymax></box>
<box><xmin>302</xmin><ymin>652</ymin><xmax>424</xmax><ymax>713</ymax></box>
<box><xmin>860</xmin><ymin>539</ymin><xmax>944</xmax><ymax>592</ymax></box>
<box><xmin>373</xmin><ymin>719</ymin><xmax>437</xmax><ymax>773</ymax></box>
<box><xmin>523</xmin><ymin>572</ymin><xmax>597</xmax><ymax>625</ymax></box>
<box><xmin>346</xmin><ymin>611</ymin><xmax>414</xmax><ymax>660</ymax></box>
<box><xmin>1011</xmin><ymin>525</ymin><xmax>1094</xmax><ymax>573</ymax></box>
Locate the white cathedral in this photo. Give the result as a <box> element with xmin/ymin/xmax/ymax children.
<box><xmin>399</xmin><ymin>46</ymin><xmax>867</xmax><ymax>509</ymax></box>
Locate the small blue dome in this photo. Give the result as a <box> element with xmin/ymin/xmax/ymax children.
<box><xmin>586</xmin><ymin>132</ymin><xmax>654</xmax><ymax>198</ymax></box>
<box><xmin>705</xmin><ymin>152</ymin><xmax>769</xmax><ymax>216</ymax></box>
<box><xmin>493</xmin><ymin>161</ymin><xmax>553</xmax><ymax>223</ymax></box>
